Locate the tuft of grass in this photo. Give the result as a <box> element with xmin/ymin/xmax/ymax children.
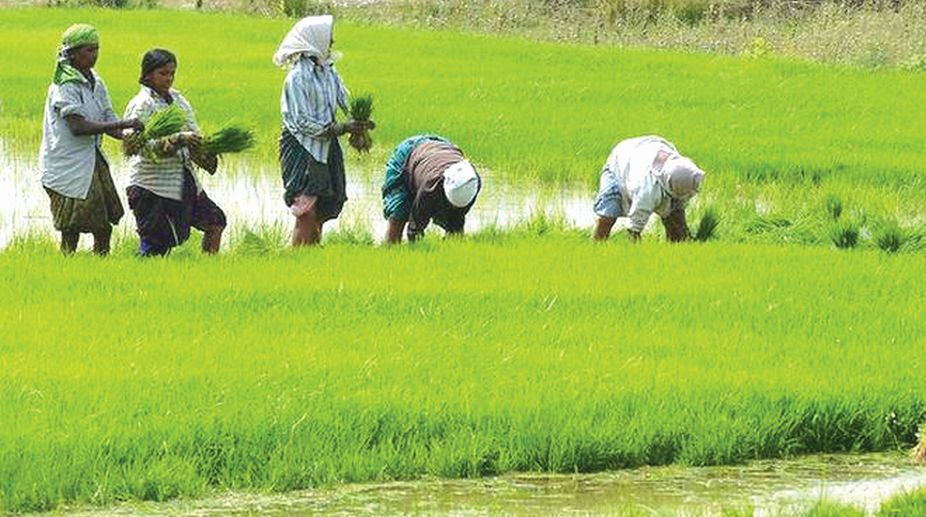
<box><xmin>878</xmin><ymin>487</ymin><xmax>926</xmax><ymax>516</ymax></box>
<box><xmin>824</xmin><ymin>194</ymin><xmax>843</xmax><ymax>221</ymax></box>
<box><xmin>694</xmin><ymin>206</ymin><xmax>720</xmax><ymax>242</ymax></box>
<box><xmin>874</xmin><ymin>223</ymin><xmax>905</xmax><ymax>254</ymax></box>
<box><xmin>829</xmin><ymin>220</ymin><xmax>859</xmax><ymax>249</ymax></box>
<box><xmin>803</xmin><ymin>501</ymin><xmax>865</xmax><ymax>517</ymax></box>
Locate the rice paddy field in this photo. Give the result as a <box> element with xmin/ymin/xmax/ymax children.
<box><xmin>1</xmin><ymin>5</ymin><xmax>926</xmax><ymax>514</ymax></box>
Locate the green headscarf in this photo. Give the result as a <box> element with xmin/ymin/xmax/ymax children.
<box><xmin>53</xmin><ymin>24</ymin><xmax>100</xmax><ymax>86</ymax></box>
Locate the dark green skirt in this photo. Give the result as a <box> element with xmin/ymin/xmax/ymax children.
<box><xmin>45</xmin><ymin>152</ymin><xmax>124</xmax><ymax>233</ymax></box>
<box><xmin>280</xmin><ymin>128</ymin><xmax>346</xmax><ymax>222</ymax></box>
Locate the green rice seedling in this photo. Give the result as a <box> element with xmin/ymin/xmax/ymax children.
<box><xmin>348</xmin><ymin>94</ymin><xmax>374</xmax><ymax>153</ymax></box>
<box><xmin>124</xmin><ymin>105</ymin><xmax>186</xmax><ymax>158</ymax></box>
<box><xmin>829</xmin><ymin>219</ymin><xmax>859</xmax><ymax>249</ymax></box>
<box><xmin>824</xmin><ymin>194</ymin><xmax>843</xmax><ymax>221</ymax></box>
<box><xmin>874</xmin><ymin>223</ymin><xmax>905</xmax><ymax>254</ymax></box>
<box><xmin>200</xmin><ymin>125</ymin><xmax>256</xmax><ymax>156</ymax></box>
<box><xmin>142</xmin><ymin>104</ymin><xmax>186</xmax><ymax>141</ymax></box>
<box><xmin>2</xmin><ymin>235</ymin><xmax>926</xmax><ymax>511</ymax></box>
<box><xmin>803</xmin><ymin>501</ymin><xmax>865</xmax><ymax>517</ymax></box>
<box><xmin>878</xmin><ymin>488</ymin><xmax>926</xmax><ymax>515</ymax></box>
<box><xmin>694</xmin><ymin>206</ymin><xmax>719</xmax><ymax>242</ymax></box>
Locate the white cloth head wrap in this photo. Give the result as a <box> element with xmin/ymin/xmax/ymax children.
<box><xmin>273</xmin><ymin>15</ymin><xmax>333</xmax><ymax>67</ymax></box>
<box><xmin>443</xmin><ymin>160</ymin><xmax>480</xmax><ymax>208</ymax></box>
<box><xmin>663</xmin><ymin>156</ymin><xmax>704</xmax><ymax>200</ymax></box>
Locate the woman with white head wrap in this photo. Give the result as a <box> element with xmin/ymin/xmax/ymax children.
<box><xmin>275</xmin><ymin>15</ymin><xmax>374</xmax><ymax>246</ymax></box>
<box><xmin>592</xmin><ymin>135</ymin><xmax>705</xmax><ymax>242</ymax></box>
<box><xmin>39</xmin><ymin>24</ymin><xmax>144</xmax><ymax>255</ymax></box>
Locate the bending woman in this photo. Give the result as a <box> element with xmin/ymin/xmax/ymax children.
<box><xmin>123</xmin><ymin>49</ymin><xmax>226</xmax><ymax>257</ymax></box>
<box><xmin>274</xmin><ymin>15</ymin><xmax>372</xmax><ymax>246</ymax></box>
<box><xmin>39</xmin><ymin>24</ymin><xmax>143</xmax><ymax>255</ymax></box>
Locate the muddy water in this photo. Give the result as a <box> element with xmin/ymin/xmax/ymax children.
<box><xmin>0</xmin><ymin>149</ymin><xmax>596</xmax><ymax>249</ymax></box>
<box><xmin>56</xmin><ymin>453</ymin><xmax>926</xmax><ymax>516</ymax></box>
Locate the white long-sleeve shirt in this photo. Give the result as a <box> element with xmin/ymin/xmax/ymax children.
<box><xmin>600</xmin><ymin>136</ymin><xmax>681</xmax><ymax>234</ymax></box>
<box><xmin>39</xmin><ymin>71</ymin><xmax>118</xmax><ymax>199</ymax></box>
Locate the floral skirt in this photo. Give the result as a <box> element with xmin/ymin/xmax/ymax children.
<box><xmin>45</xmin><ymin>152</ymin><xmax>124</xmax><ymax>233</ymax></box>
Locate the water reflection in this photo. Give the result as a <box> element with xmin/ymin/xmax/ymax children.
<box><xmin>0</xmin><ymin>148</ymin><xmax>596</xmax><ymax>249</ymax></box>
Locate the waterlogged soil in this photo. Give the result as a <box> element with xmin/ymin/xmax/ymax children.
<box><xmin>0</xmin><ymin>150</ymin><xmax>595</xmax><ymax>249</ymax></box>
<box><xmin>52</xmin><ymin>453</ymin><xmax>926</xmax><ymax>516</ymax></box>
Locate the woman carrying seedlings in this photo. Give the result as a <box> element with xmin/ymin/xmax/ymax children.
<box><xmin>382</xmin><ymin>135</ymin><xmax>481</xmax><ymax>244</ymax></box>
<box><xmin>39</xmin><ymin>24</ymin><xmax>143</xmax><ymax>255</ymax></box>
<box><xmin>593</xmin><ymin>135</ymin><xmax>705</xmax><ymax>242</ymax></box>
<box><xmin>275</xmin><ymin>15</ymin><xmax>373</xmax><ymax>246</ymax></box>
<box><xmin>123</xmin><ymin>48</ymin><xmax>226</xmax><ymax>257</ymax></box>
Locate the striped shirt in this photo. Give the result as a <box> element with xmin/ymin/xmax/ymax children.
<box><xmin>280</xmin><ymin>55</ymin><xmax>348</xmax><ymax>164</ymax></box>
<box><xmin>124</xmin><ymin>86</ymin><xmax>202</xmax><ymax>201</ymax></box>
<box><xmin>39</xmin><ymin>71</ymin><xmax>118</xmax><ymax>199</ymax></box>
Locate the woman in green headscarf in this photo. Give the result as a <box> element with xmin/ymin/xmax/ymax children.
<box><xmin>39</xmin><ymin>24</ymin><xmax>143</xmax><ymax>255</ymax></box>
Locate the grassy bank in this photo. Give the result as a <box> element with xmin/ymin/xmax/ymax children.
<box><xmin>1</xmin><ymin>233</ymin><xmax>925</xmax><ymax>511</ymax></box>
<box><xmin>1</xmin><ymin>8</ymin><xmax>924</xmax><ymax>189</ymax></box>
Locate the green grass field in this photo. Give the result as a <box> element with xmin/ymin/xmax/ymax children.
<box><xmin>1</xmin><ymin>233</ymin><xmax>925</xmax><ymax>512</ymax></box>
<box><xmin>2</xmin><ymin>6</ymin><xmax>926</xmax><ymax>513</ymax></box>
<box><xmin>1</xmin><ymin>7</ymin><xmax>924</xmax><ymax>188</ymax></box>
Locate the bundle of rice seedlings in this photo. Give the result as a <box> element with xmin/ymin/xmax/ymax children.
<box><xmin>124</xmin><ymin>105</ymin><xmax>186</xmax><ymax>157</ymax></box>
<box><xmin>829</xmin><ymin>219</ymin><xmax>859</xmax><ymax>249</ymax></box>
<box><xmin>694</xmin><ymin>206</ymin><xmax>719</xmax><ymax>242</ymax></box>
<box><xmin>201</xmin><ymin>125</ymin><xmax>256</xmax><ymax>156</ymax></box>
<box><xmin>143</xmin><ymin>104</ymin><xmax>186</xmax><ymax>140</ymax></box>
<box><xmin>348</xmin><ymin>94</ymin><xmax>374</xmax><ymax>153</ymax></box>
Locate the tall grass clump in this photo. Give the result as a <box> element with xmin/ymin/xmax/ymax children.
<box><xmin>694</xmin><ymin>206</ymin><xmax>720</xmax><ymax>242</ymax></box>
<box><xmin>824</xmin><ymin>194</ymin><xmax>843</xmax><ymax>221</ymax></box>
<box><xmin>874</xmin><ymin>223</ymin><xmax>905</xmax><ymax>254</ymax></box>
<box><xmin>829</xmin><ymin>220</ymin><xmax>859</xmax><ymax>249</ymax></box>
<box><xmin>878</xmin><ymin>488</ymin><xmax>926</xmax><ymax>515</ymax></box>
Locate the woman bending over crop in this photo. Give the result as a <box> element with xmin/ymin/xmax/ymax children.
<box><xmin>275</xmin><ymin>15</ymin><xmax>373</xmax><ymax>246</ymax></box>
<box><xmin>123</xmin><ymin>49</ymin><xmax>226</xmax><ymax>257</ymax></box>
<box><xmin>593</xmin><ymin>135</ymin><xmax>705</xmax><ymax>242</ymax></box>
<box><xmin>382</xmin><ymin>135</ymin><xmax>481</xmax><ymax>244</ymax></box>
<box><xmin>39</xmin><ymin>24</ymin><xmax>143</xmax><ymax>255</ymax></box>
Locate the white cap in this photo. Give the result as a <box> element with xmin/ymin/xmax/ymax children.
<box><xmin>442</xmin><ymin>160</ymin><xmax>479</xmax><ymax>208</ymax></box>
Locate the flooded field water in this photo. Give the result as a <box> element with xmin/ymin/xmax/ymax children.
<box><xmin>0</xmin><ymin>148</ymin><xmax>596</xmax><ymax>249</ymax></box>
<box><xmin>54</xmin><ymin>453</ymin><xmax>926</xmax><ymax>516</ymax></box>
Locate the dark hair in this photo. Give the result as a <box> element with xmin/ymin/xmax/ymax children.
<box><xmin>139</xmin><ymin>48</ymin><xmax>177</xmax><ymax>84</ymax></box>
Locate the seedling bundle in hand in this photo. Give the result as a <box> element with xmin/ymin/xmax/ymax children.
<box><xmin>348</xmin><ymin>94</ymin><xmax>374</xmax><ymax>153</ymax></box>
<box><xmin>124</xmin><ymin>104</ymin><xmax>187</xmax><ymax>157</ymax></box>
<box><xmin>201</xmin><ymin>125</ymin><xmax>256</xmax><ymax>156</ymax></box>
